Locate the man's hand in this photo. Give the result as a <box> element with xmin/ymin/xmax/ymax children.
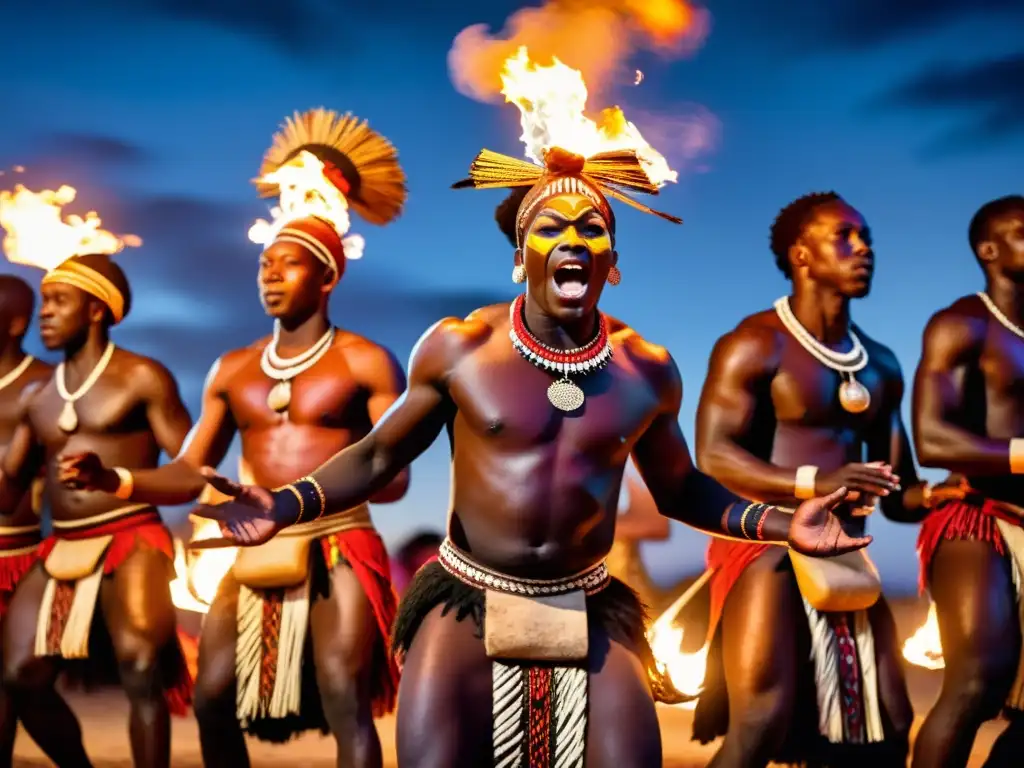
<box><xmin>187</xmin><ymin>467</ymin><xmax>281</xmax><ymax>548</ymax></box>
<box><xmin>57</xmin><ymin>452</ymin><xmax>119</xmax><ymax>493</ymax></box>
<box><xmin>789</xmin><ymin>487</ymin><xmax>873</xmax><ymax>556</ymax></box>
<box><xmin>816</xmin><ymin>461</ymin><xmax>900</xmax><ymax>501</ymax></box>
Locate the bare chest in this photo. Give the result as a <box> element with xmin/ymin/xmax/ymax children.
<box><xmin>0</xmin><ymin>390</ymin><xmax>22</xmax><ymax>446</ymax></box>
<box><xmin>978</xmin><ymin>330</ymin><xmax>1024</xmax><ymax>401</ymax></box>
<box><xmin>448</xmin><ymin>344</ymin><xmax>659</xmax><ymax>455</ymax></box>
<box><xmin>770</xmin><ymin>338</ymin><xmax>889</xmax><ymax>430</ymax></box>
<box><xmin>28</xmin><ymin>377</ymin><xmax>146</xmax><ymax>453</ymax></box>
<box><xmin>226</xmin><ymin>357</ymin><xmax>368</xmax><ymax>432</ymax></box>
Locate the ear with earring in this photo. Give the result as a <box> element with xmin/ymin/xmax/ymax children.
<box><xmin>607</xmin><ymin>266</ymin><xmax>621</xmax><ymax>286</ymax></box>
<box><xmin>512</xmin><ymin>249</ymin><xmax>526</xmax><ymax>284</ymax></box>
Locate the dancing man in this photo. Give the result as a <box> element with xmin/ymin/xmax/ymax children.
<box><xmin>0</xmin><ymin>248</ymin><xmax>194</xmax><ymax>768</ymax></box>
<box><xmin>691</xmin><ymin>192</ymin><xmax>933</xmax><ymax>767</ymax></box>
<box><xmin>0</xmin><ymin>275</ymin><xmax>52</xmax><ymax>764</ymax></box>
<box><xmin>912</xmin><ymin>194</ymin><xmax>1024</xmax><ymax>767</ymax></box>
<box><xmin>188</xmin><ymin>139</ymin><xmax>872</xmax><ymax>767</ymax></box>
<box><xmin>60</xmin><ymin>108</ymin><xmax>408</xmax><ymax>768</ymax></box>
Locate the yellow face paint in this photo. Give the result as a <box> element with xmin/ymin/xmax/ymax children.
<box><xmin>524</xmin><ymin>194</ymin><xmax>612</xmax><ymax>258</ymax></box>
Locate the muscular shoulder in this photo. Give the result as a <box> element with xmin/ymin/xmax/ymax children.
<box><xmin>408</xmin><ymin>305</ymin><xmax>501</xmax><ymax>385</ymax></box>
<box><xmin>13</xmin><ymin>360</ymin><xmax>53</xmax><ymax>413</ymax></box>
<box><xmin>333</xmin><ymin>330</ymin><xmax>406</xmax><ymax>390</ymax></box>
<box><xmin>611</xmin><ymin>320</ymin><xmax>682</xmax><ymax>406</ymax></box>
<box><xmin>921</xmin><ymin>295</ymin><xmax>989</xmax><ymax>360</ymax></box>
<box><xmin>710</xmin><ymin>310</ymin><xmax>784</xmax><ymax>377</ymax></box>
<box><xmin>115</xmin><ymin>348</ymin><xmax>183</xmax><ymax>400</ymax></box>
<box><xmin>199</xmin><ymin>344</ymin><xmax>262</xmax><ymax>396</ymax></box>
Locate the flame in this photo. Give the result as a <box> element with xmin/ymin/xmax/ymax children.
<box><xmin>647</xmin><ymin>618</ymin><xmax>707</xmax><ymax>708</ymax></box>
<box><xmin>645</xmin><ymin>569</ymin><xmax>714</xmax><ymax>707</ymax></box>
<box><xmin>500</xmin><ymin>47</ymin><xmax>678</xmax><ymax>186</ymax></box>
<box><xmin>168</xmin><ymin>519</ymin><xmax>236</xmax><ymax>614</ymax></box>
<box><xmin>448</xmin><ymin>0</ymin><xmax>709</xmax><ymax>103</ymax></box>
<box><xmin>902</xmin><ymin>601</ymin><xmax>944</xmax><ymax>670</ymax></box>
<box><xmin>0</xmin><ymin>184</ymin><xmax>141</xmax><ymax>271</ymax></box>
<box><xmin>247</xmin><ymin>150</ymin><xmax>357</xmax><ymax>251</ymax></box>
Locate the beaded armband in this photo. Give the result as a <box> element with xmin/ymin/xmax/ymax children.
<box><xmin>722</xmin><ymin>500</ymin><xmax>773</xmax><ymax>541</ymax></box>
<box><xmin>271</xmin><ymin>475</ymin><xmax>327</xmax><ymax>526</ymax></box>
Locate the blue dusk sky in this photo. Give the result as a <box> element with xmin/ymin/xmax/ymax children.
<box><xmin>1</xmin><ymin>0</ymin><xmax>1022</xmax><ymax>594</ymax></box>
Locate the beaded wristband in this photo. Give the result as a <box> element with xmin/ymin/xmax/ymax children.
<box><xmin>723</xmin><ymin>500</ymin><xmax>773</xmax><ymax>541</ymax></box>
<box><xmin>272</xmin><ymin>476</ymin><xmax>326</xmax><ymax>525</ymax></box>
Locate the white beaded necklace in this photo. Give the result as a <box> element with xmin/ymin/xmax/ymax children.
<box><xmin>977</xmin><ymin>291</ymin><xmax>1024</xmax><ymax>340</ymax></box>
<box><xmin>774</xmin><ymin>296</ymin><xmax>872</xmax><ymax>414</ymax></box>
<box><xmin>0</xmin><ymin>355</ymin><xmax>34</xmax><ymax>394</ymax></box>
<box><xmin>260</xmin><ymin>321</ymin><xmax>335</xmax><ymax>414</ymax></box>
<box><xmin>54</xmin><ymin>342</ymin><xmax>116</xmax><ymax>433</ymax></box>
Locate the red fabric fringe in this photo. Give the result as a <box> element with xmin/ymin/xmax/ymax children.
<box><xmin>37</xmin><ymin>517</ymin><xmax>192</xmax><ymax>716</ymax></box>
<box><xmin>917</xmin><ymin>499</ymin><xmax>1013</xmax><ymax>594</ymax></box>
<box><xmin>705</xmin><ymin>538</ymin><xmax>771</xmax><ymax>642</ymax></box>
<box><xmin>321</xmin><ymin>528</ymin><xmax>400</xmax><ymax>717</ymax></box>
<box><xmin>0</xmin><ymin>549</ymin><xmax>38</xmax><ymax>621</ymax></box>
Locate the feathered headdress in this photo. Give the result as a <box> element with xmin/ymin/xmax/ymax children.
<box><xmin>453</xmin><ymin>145</ymin><xmax>681</xmax><ymax>245</ymax></box>
<box><xmin>249</xmin><ymin>108</ymin><xmax>407</xmax><ymax>268</ymax></box>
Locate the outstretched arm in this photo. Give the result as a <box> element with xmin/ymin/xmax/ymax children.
<box><xmin>60</xmin><ymin>356</ymin><xmax>236</xmax><ymax>505</ymax></box>
<box><xmin>632</xmin><ymin>352</ymin><xmax>870</xmax><ymax>554</ymax></box>
<box><xmin>913</xmin><ymin>309</ymin><xmax>1010</xmax><ymax>475</ymax></box>
<box><xmin>354</xmin><ymin>344</ymin><xmax>412</xmax><ymax>504</ymax></box>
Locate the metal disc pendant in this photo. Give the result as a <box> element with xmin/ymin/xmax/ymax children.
<box><xmin>547</xmin><ymin>378</ymin><xmax>585</xmax><ymax>412</ymax></box>
<box><xmin>838</xmin><ymin>377</ymin><xmax>871</xmax><ymax>414</ymax></box>
<box><xmin>266</xmin><ymin>380</ymin><xmax>292</xmax><ymax>413</ymax></box>
<box><xmin>57</xmin><ymin>400</ymin><xmax>79</xmax><ymax>433</ymax></box>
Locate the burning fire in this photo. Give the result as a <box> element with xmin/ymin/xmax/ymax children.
<box><xmin>902</xmin><ymin>600</ymin><xmax>945</xmax><ymax>670</ymax></box>
<box><xmin>0</xmin><ymin>184</ymin><xmax>140</xmax><ymax>271</ymax></box>
<box><xmin>168</xmin><ymin>519</ymin><xmax>237</xmax><ymax>614</ymax></box>
<box><xmin>646</xmin><ymin>569</ymin><xmax>713</xmax><ymax>707</ymax></box>
<box><xmin>247</xmin><ymin>150</ymin><xmax>364</xmax><ymax>259</ymax></box>
<box><xmin>500</xmin><ymin>47</ymin><xmax>678</xmax><ymax>186</ymax></box>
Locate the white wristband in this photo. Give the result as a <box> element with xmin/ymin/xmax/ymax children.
<box><xmin>794</xmin><ymin>465</ymin><xmax>818</xmax><ymax>500</ymax></box>
<box><xmin>1011</xmin><ymin>439</ymin><xmax>1024</xmax><ymax>475</ymax></box>
<box><xmin>112</xmin><ymin>467</ymin><xmax>134</xmax><ymax>500</ymax></box>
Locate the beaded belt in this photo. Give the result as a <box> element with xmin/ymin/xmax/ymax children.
<box><xmin>437</xmin><ymin>538</ymin><xmax>609</xmax><ymax>597</ymax></box>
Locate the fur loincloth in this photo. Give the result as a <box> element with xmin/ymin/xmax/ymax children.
<box><xmin>918</xmin><ymin>497</ymin><xmax>1024</xmax><ymax>711</ymax></box>
<box><xmin>692</xmin><ymin>539</ymin><xmax>894</xmax><ymax>764</ymax></box>
<box><xmin>34</xmin><ymin>506</ymin><xmax>192</xmax><ymax>716</ymax></box>
<box><xmin>392</xmin><ymin>539</ymin><xmax>686</xmax><ymax>768</ymax></box>
<box><xmin>0</xmin><ymin>523</ymin><xmax>41</xmax><ymax>620</ymax></box>
<box><xmin>229</xmin><ymin>508</ymin><xmax>398</xmax><ymax>743</ymax></box>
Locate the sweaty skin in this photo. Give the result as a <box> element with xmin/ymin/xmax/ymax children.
<box><xmin>911</xmin><ymin>200</ymin><xmax>1024</xmax><ymax>768</ymax></box>
<box><xmin>59</xmin><ymin>240</ymin><xmax>409</xmax><ymax>768</ymax></box>
<box><xmin>0</xmin><ymin>279</ymin><xmax>192</xmax><ymax>768</ymax></box>
<box><xmin>695</xmin><ymin>199</ymin><xmax>922</xmax><ymax>767</ymax></box>
<box><xmin>193</xmin><ymin>194</ymin><xmax>867</xmax><ymax>767</ymax></box>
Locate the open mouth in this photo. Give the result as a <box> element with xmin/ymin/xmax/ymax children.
<box><xmin>552</xmin><ymin>262</ymin><xmax>589</xmax><ymax>300</ymax></box>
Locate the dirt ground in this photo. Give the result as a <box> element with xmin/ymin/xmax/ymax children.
<box><xmin>10</xmin><ymin>598</ymin><xmax>1007</xmax><ymax>767</ymax></box>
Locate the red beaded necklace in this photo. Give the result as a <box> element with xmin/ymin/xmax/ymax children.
<box><xmin>508</xmin><ymin>294</ymin><xmax>613</xmax><ymax>411</ymax></box>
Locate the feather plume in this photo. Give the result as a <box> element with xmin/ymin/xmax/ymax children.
<box><xmin>255</xmin><ymin>108</ymin><xmax>406</xmax><ymax>226</ymax></box>
<box><xmin>453</xmin><ymin>146</ymin><xmax>681</xmax><ymax>225</ymax></box>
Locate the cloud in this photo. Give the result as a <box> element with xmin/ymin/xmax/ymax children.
<box><xmin>818</xmin><ymin>0</ymin><xmax>1023</xmax><ymax>48</ymax></box>
<box><xmin>871</xmin><ymin>52</ymin><xmax>1024</xmax><ymax>151</ymax></box>
<box><xmin>31</xmin><ymin>133</ymin><xmax>153</xmax><ymax>169</ymax></box>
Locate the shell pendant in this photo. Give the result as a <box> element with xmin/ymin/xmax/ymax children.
<box><xmin>57</xmin><ymin>400</ymin><xmax>79</xmax><ymax>433</ymax></box>
<box><xmin>547</xmin><ymin>378</ymin><xmax>585</xmax><ymax>412</ymax></box>
<box><xmin>838</xmin><ymin>375</ymin><xmax>871</xmax><ymax>414</ymax></box>
<box><xmin>266</xmin><ymin>380</ymin><xmax>292</xmax><ymax>413</ymax></box>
